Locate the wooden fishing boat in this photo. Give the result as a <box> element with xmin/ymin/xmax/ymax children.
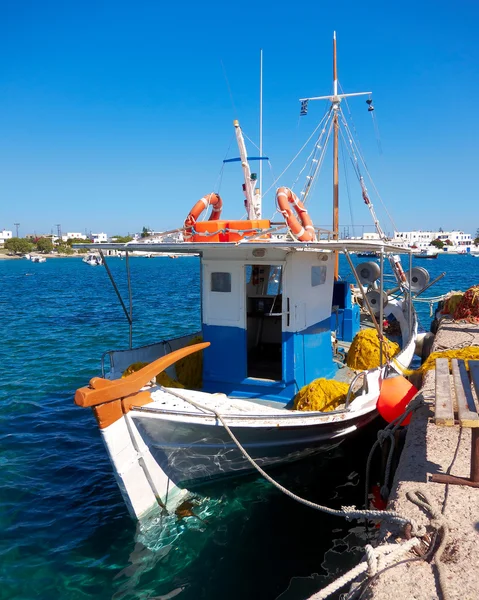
<box><xmin>414</xmin><ymin>249</ymin><xmax>438</xmax><ymax>259</ymax></box>
<box><xmin>73</xmin><ymin>34</ymin><xmax>424</xmax><ymax>520</ymax></box>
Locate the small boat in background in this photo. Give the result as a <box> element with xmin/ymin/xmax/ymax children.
<box><xmin>414</xmin><ymin>249</ymin><xmax>438</xmax><ymax>259</ymax></box>
<box><xmin>356</xmin><ymin>251</ymin><xmax>379</xmax><ymax>258</ymax></box>
<box><xmin>82</xmin><ymin>252</ymin><xmax>103</xmax><ymax>266</ymax></box>
<box><xmin>31</xmin><ymin>255</ymin><xmax>46</xmax><ymax>263</ymax></box>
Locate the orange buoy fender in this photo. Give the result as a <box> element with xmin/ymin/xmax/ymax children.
<box><xmin>276</xmin><ymin>187</ymin><xmax>316</xmax><ymax>242</ymax></box>
<box><xmin>184</xmin><ymin>193</ymin><xmax>223</xmax><ymax>241</ymax></box>
<box><xmin>377</xmin><ymin>375</ymin><xmax>418</xmax><ymax>425</ymax></box>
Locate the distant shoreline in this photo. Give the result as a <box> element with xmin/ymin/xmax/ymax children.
<box><xmin>0</xmin><ymin>254</ymin><xmax>84</xmax><ymax>260</ymax></box>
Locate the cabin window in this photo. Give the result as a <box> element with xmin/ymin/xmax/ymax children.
<box><xmin>211</xmin><ymin>272</ymin><xmax>231</xmax><ymax>292</ymax></box>
<box><xmin>311</xmin><ymin>266</ymin><xmax>327</xmax><ymax>287</ymax></box>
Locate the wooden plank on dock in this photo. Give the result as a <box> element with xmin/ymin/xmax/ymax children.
<box><xmin>470</xmin><ymin>360</ymin><xmax>479</xmax><ymax>404</ymax></box>
<box><xmin>435</xmin><ymin>358</ymin><xmax>454</xmax><ymax>426</ymax></box>
<box><xmin>451</xmin><ymin>359</ymin><xmax>479</xmax><ymax>428</ymax></box>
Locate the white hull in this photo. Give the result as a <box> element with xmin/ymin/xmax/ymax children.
<box><xmin>99</xmin><ymin>310</ymin><xmax>417</xmax><ymax>520</ymax></box>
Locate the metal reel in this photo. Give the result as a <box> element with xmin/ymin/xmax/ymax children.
<box><xmin>405</xmin><ymin>266</ymin><xmax>430</xmax><ymax>293</ymax></box>
<box><xmin>356</xmin><ymin>261</ymin><xmax>381</xmax><ymax>286</ymax></box>
<box><xmin>365</xmin><ymin>290</ymin><xmax>388</xmax><ymax>316</ymax></box>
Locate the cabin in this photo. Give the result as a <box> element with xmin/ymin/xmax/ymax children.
<box><xmin>199</xmin><ymin>245</ymin><xmax>360</xmax><ymax>402</ymax></box>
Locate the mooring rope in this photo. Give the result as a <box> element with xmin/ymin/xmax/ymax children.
<box><xmin>154</xmin><ymin>385</ymin><xmax>455</xmax><ymax>599</ymax></box>
<box><xmin>157</xmin><ymin>386</ymin><xmax>425</xmax><ymax>535</ymax></box>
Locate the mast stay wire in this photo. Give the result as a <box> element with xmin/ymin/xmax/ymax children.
<box><xmin>370</xmin><ymin>109</ymin><xmax>383</xmax><ymax>155</ymax></box>
<box><xmin>339</xmin><ymin>129</ymin><xmax>356</xmax><ymax>238</ymax></box>
<box><xmin>262</xmin><ymin>108</ymin><xmax>331</xmax><ymax>198</ymax></box>
<box><xmin>220</xmin><ymin>59</ymin><xmax>239</xmax><ymax>119</ymax></box>
<box><xmin>292</xmin><ymin>109</ymin><xmax>334</xmax><ymax>198</ymax></box>
<box><xmin>300</xmin><ymin>117</ymin><xmax>334</xmax><ymax>206</ymax></box>
<box><xmin>200</xmin><ymin>134</ymin><xmax>235</xmax><ymax>223</ymax></box>
<box><xmin>340</xmin><ymin>112</ymin><xmax>398</xmax><ymax>235</ymax></box>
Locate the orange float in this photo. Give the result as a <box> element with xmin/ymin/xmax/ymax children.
<box><xmin>184</xmin><ymin>193</ymin><xmax>223</xmax><ymax>241</ymax></box>
<box><xmin>276</xmin><ymin>186</ymin><xmax>316</xmax><ymax>242</ymax></box>
<box><xmin>377</xmin><ymin>375</ymin><xmax>418</xmax><ymax>425</ymax></box>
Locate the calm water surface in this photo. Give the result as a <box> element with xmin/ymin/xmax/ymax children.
<box><xmin>1</xmin><ymin>253</ymin><xmax>478</xmax><ymax>600</ymax></box>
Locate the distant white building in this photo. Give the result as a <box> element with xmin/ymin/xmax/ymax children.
<box><xmin>362</xmin><ymin>232</ymin><xmax>382</xmax><ymax>241</ymax></box>
<box><xmin>92</xmin><ymin>232</ymin><xmax>108</xmax><ymax>243</ymax></box>
<box><xmin>393</xmin><ymin>230</ymin><xmax>473</xmax><ymax>250</ymax></box>
<box><xmin>62</xmin><ymin>232</ymin><xmax>87</xmax><ymax>242</ymax></box>
<box><xmin>0</xmin><ymin>229</ymin><xmax>13</xmax><ymax>247</ymax></box>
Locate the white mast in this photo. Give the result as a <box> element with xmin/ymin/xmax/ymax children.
<box><xmin>258</xmin><ymin>49</ymin><xmax>263</xmax><ymax>219</ymax></box>
<box><xmin>234</xmin><ymin>120</ymin><xmax>260</xmax><ymax>220</ymax></box>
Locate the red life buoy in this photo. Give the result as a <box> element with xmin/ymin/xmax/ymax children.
<box><xmin>276</xmin><ymin>187</ymin><xmax>316</xmax><ymax>242</ymax></box>
<box><xmin>184</xmin><ymin>193</ymin><xmax>223</xmax><ymax>241</ymax></box>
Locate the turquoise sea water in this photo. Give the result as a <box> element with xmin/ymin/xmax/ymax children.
<box><xmin>1</xmin><ymin>253</ymin><xmax>479</xmax><ymax>600</ymax></box>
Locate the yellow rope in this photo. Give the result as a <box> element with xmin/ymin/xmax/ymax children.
<box><xmin>394</xmin><ymin>347</ymin><xmax>479</xmax><ymax>376</ymax></box>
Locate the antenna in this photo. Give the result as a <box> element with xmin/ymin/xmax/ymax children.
<box><xmin>259</xmin><ymin>49</ymin><xmax>263</xmax><ymax>199</ymax></box>
<box><xmin>14</xmin><ymin>222</ymin><xmax>20</xmax><ymax>237</ymax></box>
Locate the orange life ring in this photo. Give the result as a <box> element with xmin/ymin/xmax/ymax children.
<box><xmin>276</xmin><ymin>187</ymin><xmax>316</xmax><ymax>242</ymax></box>
<box><xmin>184</xmin><ymin>193</ymin><xmax>223</xmax><ymax>241</ymax></box>
<box><xmin>392</xmin><ymin>256</ymin><xmax>407</xmax><ymax>284</ymax></box>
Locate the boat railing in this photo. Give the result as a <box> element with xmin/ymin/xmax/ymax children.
<box><xmin>345</xmin><ymin>370</ymin><xmax>369</xmax><ymax>409</ymax></box>
<box><xmin>100</xmin><ymin>331</ymin><xmax>201</xmax><ymax>378</ymax></box>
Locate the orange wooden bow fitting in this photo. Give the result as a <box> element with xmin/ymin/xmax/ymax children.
<box><xmin>75</xmin><ymin>342</ymin><xmax>210</xmax><ymax>407</ymax></box>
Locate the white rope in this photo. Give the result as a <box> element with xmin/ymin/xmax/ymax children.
<box><xmin>157</xmin><ymin>386</ymin><xmax>425</xmax><ymax>536</ymax></box>
<box><xmin>307</xmin><ymin>538</ymin><xmax>420</xmax><ymax>600</ymax></box>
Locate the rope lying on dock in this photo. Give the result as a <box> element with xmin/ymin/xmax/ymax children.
<box><xmin>308</xmin><ymin>538</ymin><xmax>421</xmax><ymax>600</ymax></box>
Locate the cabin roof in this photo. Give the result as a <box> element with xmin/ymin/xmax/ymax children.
<box><xmin>74</xmin><ymin>239</ymin><xmax>412</xmax><ymax>254</ymax></box>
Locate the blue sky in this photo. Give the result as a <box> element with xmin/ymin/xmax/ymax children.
<box><xmin>1</xmin><ymin>0</ymin><xmax>479</xmax><ymax>238</ymax></box>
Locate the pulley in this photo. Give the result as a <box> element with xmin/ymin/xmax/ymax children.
<box><xmin>404</xmin><ymin>266</ymin><xmax>430</xmax><ymax>293</ymax></box>
<box><xmin>356</xmin><ymin>261</ymin><xmax>381</xmax><ymax>286</ymax></box>
<box><xmin>365</xmin><ymin>290</ymin><xmax>388</xmax><ymax>316</ymax></box>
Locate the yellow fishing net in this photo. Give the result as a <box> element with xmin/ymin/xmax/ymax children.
<box><xmin>156</xmin><ymin>371</ymin><xmax>185</xmax><ymax>388</ymax></box>
<box><xmin>441</xmin><ymin>291</ymin><xmax>464</xmax><ymax>316</ymax></box>
<box><xmin>346</xmin><ymin>328</ymin><xmax>400</xmax><ymax>371</ymax></box>
<box><xmin>395</xmin><ymin>347</ymin><xmax>479</xmax><ymax>375</ymax></box>
<box><xmin>122</xmin><ymin>362</ymin><xmax>149</xmax><ymax>377</ymax></box>
<box><xmin>294</xmin><ymin>378</ymin><xmax>349</xmax><ymax>412</ymax></box>
<box><xmin>452</xmin><ymin>285</ymin><xmax>479</xmax><ymax>322</ymax></box>
<box><xmin>122</xmin><ymin>360</ymin><xmax>185</xmax><ymax>387</ymax></box>
<box><xmin>175</xmin><ymin>335</ymin><xmax>204</xmax><ymax>389</ymax></box>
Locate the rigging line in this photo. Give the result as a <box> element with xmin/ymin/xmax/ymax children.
<box><xmin>339</xmin><ymin>81</ymin><xmax>370</xmax><ymax>171</ymax></box>
<box><xmin>220</xmin><ymin>59</ymin><xmax>239</xmax><ymax>118</ymax></box>
<box><xmin>263</xmin><ymin>160</ymin><xmax>279</xmax><ymax>204</ymax></box>
<box><xmin>302</xmin><ymin>117</ymin><xmax>334</xmax><ymax>205</ymax></box>
<box><xmin>242</xmin><ymin>130</ymin><xmax>260</xmax><ymax>152</ymax></box>
<box><xmin>340</xmin><ymin>129</ymin><xmax>355</xmax><ymax>237</ymax></box>
<box><xmin>291</xmin><ymin>110</ymin><xmax>334</xmax><ymax>192</ymax></box>
<box><xmin>263</xmin><ymin>109</ymin><xmax>330</xmax><ymax>198</ymax></box>
<box><xmin>371</xmin><ymin>110</ymin><xmax>383</xmax><ymax>154</ymax></box>
<box><xmin>339</xmin><ymin>112</ymin><xmax>362</xmax><ymax>180</ymax></box>
<box><xmin>341</xmin><ymin>116</ymin><xmax>398</xmax><ymax>233</ymax></box>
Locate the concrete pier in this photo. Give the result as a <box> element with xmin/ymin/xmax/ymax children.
<box><xmin>367</xmin><ymin>317</ymin><xmax>479</xmax><ymax>600</ymax></box>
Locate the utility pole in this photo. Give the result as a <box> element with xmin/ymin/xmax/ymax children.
<box><xmin>55</xmin><ymin>224</ymin><xmax>62</xmax><ymax>240</ymax></box>
<box><xmin>14</xmin><ymin>223</ymin><xmax>20</xmax><ymax>237</ymax></box>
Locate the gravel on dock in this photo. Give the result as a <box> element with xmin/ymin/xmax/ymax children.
<box><xmin>366</xmin><ymin>317</ymin><xmax>479</xmax><ymax>600</ymax></box>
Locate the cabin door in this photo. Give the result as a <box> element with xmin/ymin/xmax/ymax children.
<box><xmin>245</xmin><ymin>264</ymin><xmax>283</xmax><ymax>380</ymax></box>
